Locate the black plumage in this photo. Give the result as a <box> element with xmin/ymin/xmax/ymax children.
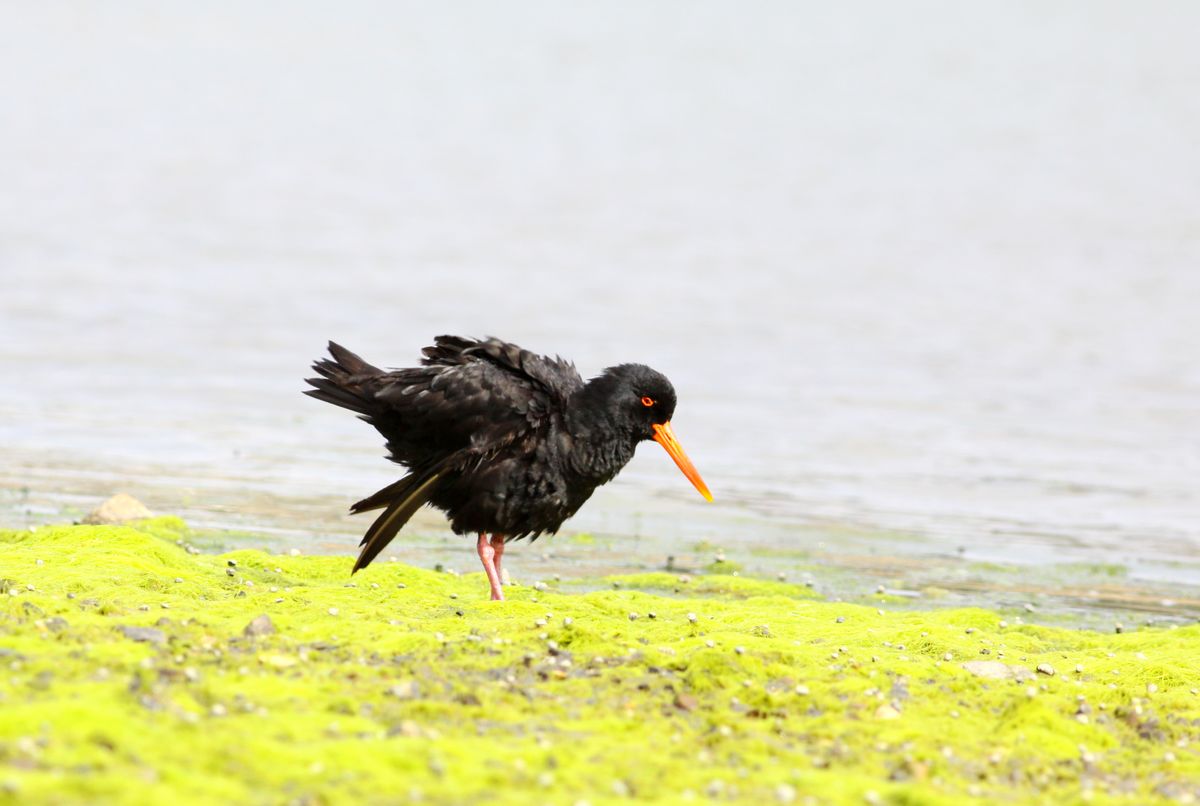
<box><xmin>304</xmin><ymin>336</ymin><xmax>711</xmax><ymax>600</ymax></box>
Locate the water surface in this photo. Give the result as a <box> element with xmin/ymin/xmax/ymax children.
<box><xmin>2</xmin><ymin>2</ymin><xmax>1198</xmax><ymax>617</ymax></box>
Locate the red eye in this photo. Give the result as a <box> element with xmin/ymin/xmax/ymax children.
<box><xmin>641</xmin><ymin>396</ymin><xmax>654</xmax><ymax>407</ymax></box>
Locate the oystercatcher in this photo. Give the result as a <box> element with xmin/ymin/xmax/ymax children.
<box><xmin>305</xmin><ymin>336</ymin><xmax>711</xmax><ymax>600</ymax></box>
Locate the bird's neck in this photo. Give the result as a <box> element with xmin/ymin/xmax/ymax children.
<box><xmin>564</xmin><ymin>386</ymin><xmax>640</xmax><ymax>484</ymax></box>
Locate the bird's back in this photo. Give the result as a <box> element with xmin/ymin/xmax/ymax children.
<box><xmin>306</xmin><ymin>335</ymin><xmax>583</xmax><ymax>471</ymax></box>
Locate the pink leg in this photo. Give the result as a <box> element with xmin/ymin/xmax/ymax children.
<box><xmin>476</xmin><ymin>533</ymin><xmax>505</xmax><ymax>601</ymax></box>
<box><xmin>490</xmin><ymin>535</ymin><xmax>506</xmax><ymax>585</ymax></box>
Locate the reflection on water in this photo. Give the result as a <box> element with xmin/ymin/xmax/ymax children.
<box><xmin>1</xmin><ymin>3</ymin><xmax>1198</xmax><ymax>617</ymax></box>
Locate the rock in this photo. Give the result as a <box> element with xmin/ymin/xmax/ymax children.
<box><xmin>82</xmin><ymin>494</ymin><xmax>152</xmax><ymax>525</ymax></box>
<box><xmin>44</xmin><ymin>617</ymin><xmax>69</xmax><ymax>632</ymax></box>
<box><xmin>874</xmin><ymin>704</ymin><xmax>901</xmax><ymax>720</ymax></box>
<box><xmin>118</xmin><ymin>626</ymin><xmax>166</xmax><ymax>645</ymax></box>
<box><xmin>21</xmin><ymin>601</ymin><xmax>45</xmax><ymax>618</ymax></box>
<box><xmin>961</xmin><ymin>661</ymin><xmax>1035</xmax><ymax>681</ymax></box>
<box><xmin>1036</xmin><ymin>663</ymin><xmax>1055</xmax><ymax>677</ymax></box>
<box><xmin>243</xmin><ymin>615</ymin><xmax>276</xmax><ymax>638</ymax></box>
<box><xmin>259</xmin><ymin>653</ymin><xmax>298</xmax><ymax>668</ymax></box>
<box><xmin>673</xmin><ymin>693</ymin><xmax>699</xmax><ymax>712</ymax></box>
<box><xmin>387</xmin><ymin>680</ymin><xmax>421</xmax><ymax>699</ymax></box>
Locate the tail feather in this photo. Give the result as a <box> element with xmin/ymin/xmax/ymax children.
<box><xmin>351</xmin><ymin>468</ymin><xmax>444</xmax><ymax>573</ymax></box>
<box><xmin>304</xmin><ymin>341</ymin><xmax>383</xmax><ymax>416</ymax></box>
<box><xmin>349</xmin><ymin>477</ymin><xmax>413</xmax><ymax>514</ymax></box>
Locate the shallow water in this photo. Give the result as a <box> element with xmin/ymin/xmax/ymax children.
<box><xmin>2</xmin><ymin>3</ymin><xmax>1198</xmax><ymax>613</ymax></box>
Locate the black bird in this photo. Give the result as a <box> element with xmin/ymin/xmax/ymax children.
<box><xmin>304</xmin><ymin>336</ymin><xmax>712</xmax><ymax>600</ymax></box>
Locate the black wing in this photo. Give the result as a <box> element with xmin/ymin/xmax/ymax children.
<box><xmin>304</xmin><ymin>336</ymin><xmax>584</xmax><ymax>571</ymax></box>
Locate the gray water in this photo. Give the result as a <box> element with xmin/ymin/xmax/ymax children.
<box><xmin>2</xmin><ymin>3</ymin><xmax>1198</xmax><ymax>613</ymax></box>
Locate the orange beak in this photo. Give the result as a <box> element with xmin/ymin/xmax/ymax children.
<box><xmin>652</xmin><ymin>422</ymin><xmax>713</xmax><ymax>502</ymax></box>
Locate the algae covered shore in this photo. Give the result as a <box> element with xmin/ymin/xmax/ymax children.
<box><xmin>1</xmin><ymin>519</ymin><xmax>1198</xmax><ymax>805</ymax></box>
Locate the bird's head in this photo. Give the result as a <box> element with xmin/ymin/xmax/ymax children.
<box><xmin>588</xmin><ymin>364</ymin><xmax>713</xmax><ymax>502</ymax></box>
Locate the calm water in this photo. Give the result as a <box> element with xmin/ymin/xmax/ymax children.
<box><xmin>2</xmin><ymin>3</ymin><xmax>1198</xmax><ymax>611</ymax></box>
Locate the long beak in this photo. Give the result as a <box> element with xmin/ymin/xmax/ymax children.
<box><xmin>652</xmin><ymin>422</ymin><xmax>714</xmax><ymax>502</ymax></box>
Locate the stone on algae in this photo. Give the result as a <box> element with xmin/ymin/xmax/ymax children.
<box><xmin>1</xmin><ymin>517</ymin><xmax>1199</xmax><ymax>806</ymax></box>
<box><xmin>81</xmin><ymin>493</ymin><xmax>153</xmax><ymax>524</ymax></box>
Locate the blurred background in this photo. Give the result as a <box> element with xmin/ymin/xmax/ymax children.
<box><xmin>2</xmin><ymin>2</ymin><xmax>1197</xmax><ymax>616</ymax></box>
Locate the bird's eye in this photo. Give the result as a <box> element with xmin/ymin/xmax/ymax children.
<box><xmin>641</xmin><ymin>396</ymin><xmax>655</xmax><ymax>407</ymax></box>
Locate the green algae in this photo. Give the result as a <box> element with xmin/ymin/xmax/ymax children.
<box><xmin>1</xmin><ymin>519</ymin><xmax>1198</xmax><ymax>805</ymax></box>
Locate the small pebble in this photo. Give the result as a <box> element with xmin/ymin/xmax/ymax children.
<box><xmin>734</xmin><ymin>646</ymin><xmax>745</xmax><ymax>655</ymax></box>
<box><xmin>174</xmin><ymin>578</ymin><xmax>184</xmax><ymax>584</ymax></box>
<box><xmin>777</xmin><ymin>572</ymin><xmax>787</xmax><ymax>582</ymax></box>
<box><xmin>35</xmin><ymin>559</ymin><xmax>44</xmax><ymax>566</ymax></box>
<box><xmin>328</xmin><ymin>607</ymin><xmax>339</xmax><ymax>616</ymax></box>
<box><xmin>563</xmin><ymin>617</ymin><xmax>573</xmax><ymax>627</ymax></box>
<box><xmin>1075</xmin><ymin>664</ymin><xmax>1084</xmax><ymax>673</ymax></box>
<box><xmin>687</xmin><ymin>613</ymin><xmax>698</xmax><ymax>624</ymax></box>
<box><xmin>794</xmin><ymin>684</ymin><xmax>810</xmax><ymax>695</ymax></box>
<box><xmin>705</xmin><ymin>640</ymin><xmax>715</xmax><ymax>648</ymax></box>
<box><xmin>449</xmin><ymin>593</ymin><xmax>458</xmax><ymax>600</ymax></box>
<box><xmin>1036</xmin><ymin>663</ymin><xmax>1055</xmax><ymax>676</ymax></box>
<box><xmin>628</xmin><ymin>612</ymin><xmax>639</xmax><ymax>621</ymax></box>
<box><xmin>942</xmin><ymin>652</ymin><xmax>953</xmax><ymax>661</ymax></box>
<box><xmin>397</xmin><ymin>583</ymin><xmax>407</xmax><ymax>589</ymax></box>
<box><xmin>874</xmin><ymin>704</ymin><xmax>901</xmax><ymax>720</ymax></box>
<box><xmin>648</xmin><ymin>612</ymin><xmax>657</xmax><ymax>620</ymax></box>
<box><xmin>225</xmin><ymin>568</ymin><xmax>236</xmax><ymax>577</ymax></box>
<box><xmin>1023</xmin><ymin>603</ymin><xmax>1037</xmax><ymax>613</ymax></box>
<box><xmin>227</xmin><ymin>560</ymin><xmax>237</xmax><ymax>568</ymax></box>
<box><xmin>836</xmin><ymin>616</ymin><xmax>845</xmax><ymax>624</ymax></box>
